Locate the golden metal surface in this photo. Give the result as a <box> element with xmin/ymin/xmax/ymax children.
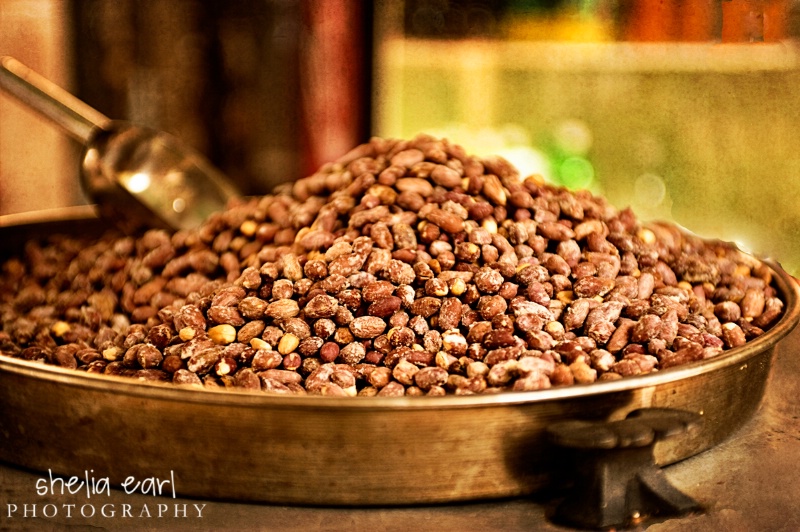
<box><xmin>0</xmin><ymin>212</ymin><xmax>798</xmax><ymax>505</ymax></box>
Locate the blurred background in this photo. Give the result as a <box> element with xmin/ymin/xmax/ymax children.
<box><xmin>3</xmin><ymin>0</ymin><xmax>800</xmax><ymax>273</ymax></box>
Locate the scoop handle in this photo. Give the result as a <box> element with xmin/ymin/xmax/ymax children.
<box><xmin>0</xmin><ymin>56</ymin><xmax>110</xmax><ymax>142</ymax></box>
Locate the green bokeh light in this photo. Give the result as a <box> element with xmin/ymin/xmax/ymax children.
<box><xmin>558</xmin><ymin>156</ymin><xmax>594</xmax><ymax>190</ymax></box>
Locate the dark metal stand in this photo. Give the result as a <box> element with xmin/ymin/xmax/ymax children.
<box><xmin>547</xmin><ymin>408</ymin><xmax>703</xmax><ymax>529</ymax></box>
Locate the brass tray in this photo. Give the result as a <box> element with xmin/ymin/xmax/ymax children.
<box><xmin>1</xmin><ymin>208</ymin><xmax>798</xmax><ymax>505</ymax></box>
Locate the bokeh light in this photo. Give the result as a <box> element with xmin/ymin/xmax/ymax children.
<box><xmin>558</xmin><ymin>156</ymin><xmax>594</xmax><ymax>189</ymax></box>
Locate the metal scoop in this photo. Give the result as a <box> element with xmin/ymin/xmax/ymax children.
<box><xmin>0</xmin><ymin>56</ymin><xmax>240</xmax><ymax>233</ymax></box>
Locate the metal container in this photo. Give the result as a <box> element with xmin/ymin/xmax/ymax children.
<box><xmin>1</xmin><ymin>209</ymin><xmax>798</xmax><ymax>506</ymax></box>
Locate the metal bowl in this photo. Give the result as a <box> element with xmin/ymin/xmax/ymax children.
<box><xmin>1</xmin><ymin>209</ymin><xmax>798</xmax><ymax>505</ymax></box>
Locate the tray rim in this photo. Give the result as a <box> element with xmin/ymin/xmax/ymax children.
<box><xmin>2</xmin><ymin>209</ymin><xmax>798</xmax><ymax>412</ymax></box>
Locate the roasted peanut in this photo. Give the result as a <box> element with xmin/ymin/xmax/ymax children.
<box><xmin>0</xmin><ymin>134</ymin><xmax>785</xmax><ymax>398</ymax></box>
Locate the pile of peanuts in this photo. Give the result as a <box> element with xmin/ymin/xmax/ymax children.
<box><xmin>0</xmin><ymin>135</ymin><xmax>785</xmax><ymax>396</ymax></box>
